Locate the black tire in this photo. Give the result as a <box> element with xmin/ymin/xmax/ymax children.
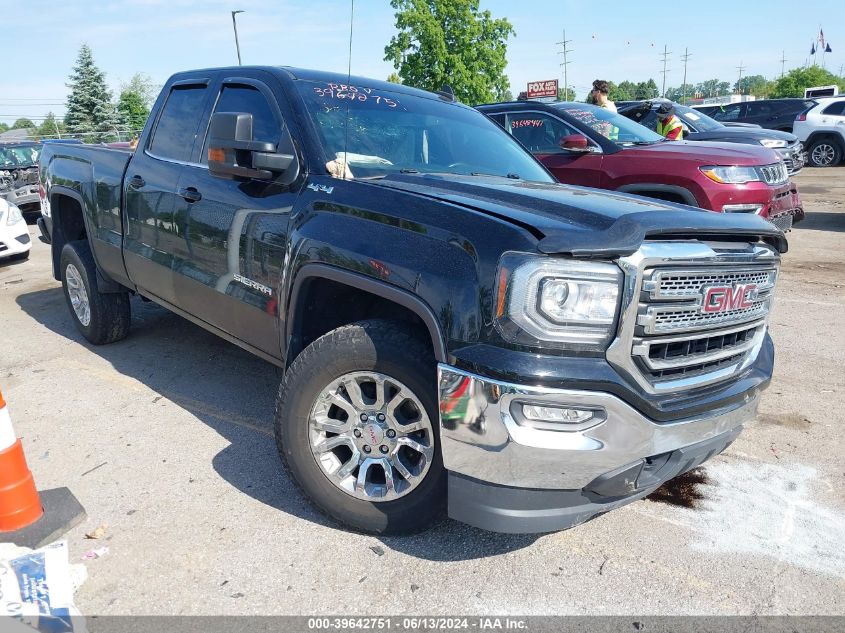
<box><xmin>275</xmin><ymin>320</ymin><xmax>445</xmax><ymax>534</ymax></box>
<box><xmin>60</xmin><ymin>240</ymin><xmax>130</xmax><ymax>345</ymax></box>
<box><xmin>807</xmin><ymin>137</ymin><xmax>843</xmax><ymax>168</ymax></box>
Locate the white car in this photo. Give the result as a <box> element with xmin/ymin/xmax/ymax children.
<box><xmin>792</xmin><ymin>96</ymin><xmax>845</xmax><ymax>167</ymax></box>
<box><xmin>0</xmin><ymin>198</ymin><xmax>32</xmax><ymax>261</ymax></box>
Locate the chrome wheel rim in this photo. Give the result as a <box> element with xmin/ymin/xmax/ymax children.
<box><xmin>65</xmin><ymin>263</ymin><xmax>91</xmax><ymax>326</ymax></box>
<box><xmin>308</xmin><ymin>371</ymin><xmax>434</xmax><ymax>502</ymax></box>
<box><xmin>812</xmin><ymin>143</ymin><xmax>835</xmax><ymax>166</ymax></box>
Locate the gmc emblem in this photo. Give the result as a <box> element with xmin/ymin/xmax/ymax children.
<box><xmin>702</xmin><ymin>284</ymin><xmax>759</xmax><ymax>313</ymax></box>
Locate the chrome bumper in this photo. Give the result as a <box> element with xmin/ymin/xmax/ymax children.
<box><xmin>438</xmin><ymin>364</ymin><xmax>758</xmax><ymax>490</ymax></box>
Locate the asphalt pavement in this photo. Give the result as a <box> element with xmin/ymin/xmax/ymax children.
<box><xmin>1</xmin><ymin>168</ymin><xmax>843</xmax><ymax>615</ymax></box>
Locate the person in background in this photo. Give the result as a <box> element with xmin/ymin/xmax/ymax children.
<box><xmin>589</xmin><ymin>80</ymin><xmax>617</xmax><ymax>113</ymax></box>
<box><xmin>655</xmin><ymin>103</ymin><xmax>684</xmax><ymax>141</ymax></box>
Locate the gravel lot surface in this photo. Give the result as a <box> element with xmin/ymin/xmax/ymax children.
<box><xmin>1</xmin><ymin>168</ymin><xmax>843</xmax><ymax>615</ymax></box>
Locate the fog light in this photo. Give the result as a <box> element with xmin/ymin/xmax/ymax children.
<box><xmin>722</xmin><ymin>203</ymin><xmax>764</xmax><ymax>214</ymax></box>
<box><xmin>517</xmin><ymin>403</ymin><xmax>605</xmax><ymax>431</ymax></box>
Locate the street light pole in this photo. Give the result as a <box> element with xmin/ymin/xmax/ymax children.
<box><xmin>231</xmin><ymin>10</ymin><xmax>245</xmax><ymax>66</ymax></box>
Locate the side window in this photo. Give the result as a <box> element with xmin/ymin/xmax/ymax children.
<box><xmin>711</xmin><ymin>104</ymin><xmax>741</xmax><ymax>121</ymax></box>
<box><xmin>212</xmin><ymin>84</ymin><xmax>280</xmax><ymax>146</ymax></box>
<box><xmin>640</xmin><ymin>110</ymin><xmax>659</xmax><ymax>132</ymax></box>
<box><xmin>822</xmin><ymin>101</ymin><xmax>845</xmax><ymax>116</ymax></box>
<box><xmin>505</xmin><ymin>112</ymin><xmax>579</xmax><ymax>152</ymax></box>
<box><xmin>149</xmin><ymin>84</ymin><xmax>209</xmax><ymax>162</ymax></box>
<box><xmin>746</xmin><ymin>102</ymin><xmax>773</xmax><ymax>117</ymax></box>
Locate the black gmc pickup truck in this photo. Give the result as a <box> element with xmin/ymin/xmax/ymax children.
<box><xmin>38</xmin><ymin>66</ymin><xmax>786</xmax><ymax>534</ymax></box>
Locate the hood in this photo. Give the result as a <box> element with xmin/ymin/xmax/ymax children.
<box><xmin>619</xmin><ymin>140</ymin><xmax>782</xmax><ymax>166</ymax></box>
<box><xmin>690</xmin><ymin>127</ymin><xmax>797</xmax><ymax>144</ymax></box>
<box><xmin>369</xmin><ymin>173</ymin><xmax>787</xmax><ymax>256</ymax></box>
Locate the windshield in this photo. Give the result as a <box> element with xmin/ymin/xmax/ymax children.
<box><xmin>0</xmin><ymin>144</ymin><xmax>40</xmax><ymax>168</ymax></box>
<box><xmin>554</xmin><ymin>103</ymin><xmax>665</xmax><ymax>146</ymax></box>
<box><xmin>297</xmin><ymin>81</ymin><xmax>553</xmax><ymax>182</ymax></box>
<box><xmin>674</xmin><ymin>104</ymin><xmax>723</xmax><ymax>131</ymax></box>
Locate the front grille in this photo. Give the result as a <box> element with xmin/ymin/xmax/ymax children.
<box><xmin>640</xmin><ymin>299</ymin><xmax>769</xmax><ymax>335</ymax></box>
<box><xmin>783</xmin><ymin>157</ymin><xmax>794</xmax><ymax>173</ymax></box>
<box><xmin>645</xmin><ymin>268</ymin><xmax>777</xmax><ymax>300</ymax></box>
<box><xmin>756</xmin><ymin>162</ymin><xmax>788</xmax><ymax>185</ymax></box>
<box><xmin>611</xmin><ymin>246</ymin><xmax>780</xmax><ymax>394</ymax></box>
<box><xmin>769</xmin><ymin>213</ymin><xmax>794</xmax><ymax>232</ymax></box>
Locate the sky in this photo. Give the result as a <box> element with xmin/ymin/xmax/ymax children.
<box><xmin>1</xmin><ymin>0</ymin><xmax>843</xmax><ymax>126</ymax></box>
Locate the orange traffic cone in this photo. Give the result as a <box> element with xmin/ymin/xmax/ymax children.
<box><xmin>0</xmin><ymin>388</ymin><xmax>85</xmax><ymax>547</ymax></box>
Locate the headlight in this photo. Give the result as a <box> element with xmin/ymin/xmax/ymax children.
<box><xmin>5</xmin><ymin>203</ymin><xmax>23</xmax><ymax>226</ymax></box>
<box><xmin>759</xmin><ymin>139</ymin><xmax>788</xmax><ymax>149</ymax></box>
<box><xmin>495</xmin><ymin>254</ymin><xmax>622</xmax><ymax>350</ymax></box>
<box><xmin>699</xmin><ymin>165</ymin><xmax>761</xmax><ymax>184</ymax></box>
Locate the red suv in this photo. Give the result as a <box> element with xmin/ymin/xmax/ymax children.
<box><xmin>477</xmin><ymin>101</ymin><xmax>803</xmax><ymax>230</ymax></box>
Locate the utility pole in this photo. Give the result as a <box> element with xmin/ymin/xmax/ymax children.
<box><xmin>231</xmin><ymin>10</ymin><xmax>245</xmax><ymax>65</ymax></box>
<box><xmin>839</xmin><ymin>63</ymin><xmax>844</xmax><ymax>78</ymax></box>
<box><xmin>736</xmin><ymin>61</ymin><xmax>746</xmax><ymax>94</ymax></box>
<box><xmin>779</xmin><ymin>51</ymin><xmax>787</xmax><ymax>78</ymax></box>
<box><xmin>556</xmin><ymin>30</ymin><xmax>574</xmax><ymax>101</ymax></box>
<box><xmin>659</xmin><ymin>45</ymin><xmax>671</xmax><ymax>97</ymax></box>
<box><xmin>680</xmin><ymin>48</ymin><xmax>692</xmax><ymax>104</ymax></box>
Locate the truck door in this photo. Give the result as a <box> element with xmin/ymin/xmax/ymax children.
<box><xmin>170</xmin><ymin>74</ymin><xmax>300</xmax><ymax>358</ymax></box>
<box><xmin>124</xmin><ymin>79</ymin><xmax>212</xmax><ymax>304</ymax></box>
<box><xmin>504</xmin><ymin>111</ymin><xmax>604</xmax><ymax>187</ymax></box>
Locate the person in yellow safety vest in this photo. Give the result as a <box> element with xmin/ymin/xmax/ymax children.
<box><xmin>656</xmin><ymin>103</ymin><xmax>684</xmax><ymax>141</ymax></box>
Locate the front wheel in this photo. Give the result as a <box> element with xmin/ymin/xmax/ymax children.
<box><xmin>60</xmin><ymin>240</ymin><xmax>131</xmax><ymax>345</ymax></box>
<box><xmin>807</xmin><ymin>138</ymin><xmax>843</xmax><ymax>167</ymax></box>
<box><xmin>274</xmin><ymin>320</ymin><xmax>445</xmax><ymax>534</ymax></box>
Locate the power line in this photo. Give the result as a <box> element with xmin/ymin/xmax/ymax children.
<box><xmin>680</xmin><ymin>48</ymin><xmax>692</xmax><ymax>104</ymax></box>
<box><xmin>659</xmin><ymin>45</ymin><xmax>671</xmax><ymax>97</ymax></box>
<box><xmin>556</xmin><ymin>29</ymin><xmax>574</xmax><ymax>100</ymax></box>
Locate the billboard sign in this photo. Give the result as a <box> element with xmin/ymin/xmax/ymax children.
<box><xmin>527</xmin><ymin>79</ymin><xmax>559</xmax><ymax>99</ymax></box>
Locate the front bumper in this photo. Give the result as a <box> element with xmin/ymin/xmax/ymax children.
<box><xmin>439</xmin><ymin>364</ymin><xmax>758</xmax><ymax>533</ymax></box>
<box><xmin>1</xmin><ymin>187</ymin><xmax>40</xmax><ymax>214</ymax></box>
<box><xmin>0</xmin><ymin>223</ymin><xmax>32</xmax><ymax>259</ymax></box>
<box><xmin>776</xmin><ymin>143</ymin><xmax>805</xmax><ymax>175</ymax></box>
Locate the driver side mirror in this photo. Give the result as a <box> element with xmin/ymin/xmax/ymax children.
<box><xmin>208</xmin><ymin>112</ymin><xmax>297</xmax><ymax>181</ymax></box>
<box><xmin>559</xmin><ymin>134</ymin><xmax>592</xmax><ymax>152</ymax></box>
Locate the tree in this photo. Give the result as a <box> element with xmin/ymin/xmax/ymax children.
<box><xmin>735</xmin><ymin>74</ymin><xmax>771</xmax><ymax>96</ymax></box>
<box><xmin>557</xmin><ymin>87</ymin><xmax>576</xmax><ymax>101</ymax></box>
<box><xmin>500</xmin><ymin>88</ymin><xmax>513</xmax><ymax>102</ymax></box>
<box><xmin>770</xmin><ymin>66</ymin><xmax>845</xmax><ymax>98</ymax></box>
<box><xmin>120</xmin><ymin>73</ymin><xmax>159</xmax><ymax>109</ymax></box>
<box><xmin>0</xmin><ymin>123</ymin><xmax>8</xmax><ymax>133</ymax></box>
<box><xmin>37</xmin><ymin>113</ymin><xmax>67</xmax><ymax>139</ymax></box>
<box><xmin>665</xmin><ymin>84</ymin><xmax>696</xmax><ymax>103</ymax></box>
<box><xmin>11</xmin><ymin>118</ymin><xmax>36</xmax><ymax>130</ymax></box>
<box><xmin>386</xmin><ymin>72</ymin><xmax>402</xmax><ymax>84</ymax></box>
<box><xmin>384</xmin><ymin>0</ymin><xmax>515</xmax><ymax>105</ymax></box>
<box><xmin>117</xmin><ymin>90</ymin><xmax>150</xmax><ymax>133</ymax></box>
<box><xmin>65</xmin><ymin>44</ymin><xmax>121</xmax><ymax>139</ymax></box>
<box><xmin>613</xmin><ymin>81</ymin><xmax>637</xmax><ymax>102</ymax></box>
<box><xmin>634</xmin><ymin>79</ymin><xmax>659</xmax><ymax>100</ymax></box>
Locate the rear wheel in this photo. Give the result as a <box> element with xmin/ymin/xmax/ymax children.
<box><xmin>275</xmin><ymin>320</ymin><xmax>445</xmax><ymax>534</ymax></box>
<box><xmin>60</xmin><ymin>240</ymin><xmax>131</xmax><ymax>345</ymax></box>
<box><xmin>807</xmin><ymin>137</ymin><xmax>843</xmax><ymax>167</ymax></box>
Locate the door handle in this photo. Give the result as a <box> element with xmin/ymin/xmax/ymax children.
<box><xmin>178</xmin><ymin>187</ymin><xmax>202</xmax><ymax>203</ymax></box>
<box><xmin>128</xmin><ymin>175</ymin><xmax>145</xmax><ymax>189</ymax></box>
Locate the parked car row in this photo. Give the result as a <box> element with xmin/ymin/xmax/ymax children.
<box><xmin>692</xmin><ymin>96</ymin><xmax>845</xmax><ymax>167</ymax></box>
<box><xmin>477</xmin><ymin>99</ymin><xmax>803</xmax><ymax>231</ymax></box>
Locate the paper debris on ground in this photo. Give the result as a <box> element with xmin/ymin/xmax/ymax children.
<box><xmin>0</xmin><ymin>540</ymin><xmax>87</xmax><ymax>633</ymax></box>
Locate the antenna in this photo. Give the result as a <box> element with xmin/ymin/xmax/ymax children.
<box><xmin>659</xmin><ymin>45</ymin><xmax>671</xmax><ymax>97</ymax></box>
<box><xmin>680</xmin><ymin>48</ymin><xmax>692</xmax><ymax>104</ymax></box>
<box><xmin>342</xmin><ymin>0</ymin><xmax>354</xmax><ymax>181</ymax></box>
<box><xmin>556</xmin><ymin>30</ymin><xmax>574</xmax><ymax>101</ymax></box>
<box><xmin>736</xmin><ymin>61</ymin><xmax>746</xmax><ymax>94</ymax></box>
